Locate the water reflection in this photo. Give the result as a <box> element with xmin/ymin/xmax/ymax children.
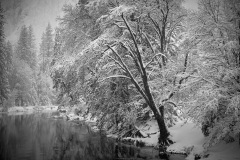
<box><xmin>0</xmin><ymin>113</ymin><xmax>115</xmax><ymax>160</ymax></box>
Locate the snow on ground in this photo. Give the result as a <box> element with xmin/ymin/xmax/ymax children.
<box><xmin>114</xmin><ymin>118</ymin><xmax>204</xmax><ymax>157</ymax></box>
<box><xmin>5</xmin><ymin>106</ymin><xmax>58</xmax><ymax>115</ymax></box>
<box><xmin>167</xmin><ymin>119</ymin><xmax>205</xmax><ymax>154</ymax></box>
<box><xmin>41</xmin><ymin>105</ymin><xmax>58</xmax><ymax>112</ymax></box>
<box><xmin>66</xmin><ymin>113</ymin><xmax>85</xmax><ymax>121</ymax></box>
<box><xmin>8</xmin><ymin>106</ymin><xmax>26</xmax><ymax>112</ymax></box>
<box><xmin>137</xmin><ymin>119</ymin><xmax>159</xmax><ymax>146</ymax></box>
<box><xmin>134</xmin><ymin>118</ymin><xmax>205</xmax><ymax>153</ymax></box>
<box><xmin>138</xmin><ymin>119</ymin><xmax>240</xmax><ymax>160</ymax></box>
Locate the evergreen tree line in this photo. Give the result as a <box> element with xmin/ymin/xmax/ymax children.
<box><xmin>0</xmin><ymin>3</ymin><xmax>56</xmax><ymax>108</ymax></box>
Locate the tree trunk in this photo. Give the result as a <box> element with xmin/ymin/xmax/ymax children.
<box><xmin>141</xmin><ymin>75</ymin><xmax>169</xmax><ymax>151</ymax></box>
<box><xmin>239</xmin><ymin>132</ymin><xmax>240</xmax><ymax>146</ymax></box>
<box><xmin>156</xmin><ymin>106</ymin><xmax>169</xmax><ymax>146</ymax></box>
<box><xmin>148</xmin><ymin>101</ymin><xmax>170</xmax><ymax>148</ymax></box>
<box><xmin>141</xmin><ymin>67</ymin><xmax>169</xmax><ymax>152</ymax></box>
<box><xmin>150</xmin><ymin>103</ymin><xmax>170</xmax><ymax>160</ymax></box>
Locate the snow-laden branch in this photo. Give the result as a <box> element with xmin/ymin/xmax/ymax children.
<box><xmin>113</xmin><ymin>22</ymin><xmax>127</xmax><ymax>29</ymax></box>
<box><xmin>119</xmin><ymin>41</ymin><xmax>143</xmax><ymax>75</ymax></box>
<box><xmin>163</xmin><ymin>101</ymin><xmax>177</xmax><ymax>108</ymax></box>
<box><xmin>107</xmin><ymin>45</ymin><xmax>150</xmax><ymax>103</ymax></box>
<box><xmin>98</xmin><ymin>75</ymin><xmax>131</xmax><ymax>83</ymax></box>
<box><xmin>145</xmin><ymin>53</ymin><xmax>167</xmax><ymax>68</ymax></box>
<box><xmin>142</xmin><ymin>32</ymin><xmax>155</xmax><ymax>54</ymax></box>
<box><xmin>121</xmin><ymin>13</ymin><xmax>145</xmax><ymax>75</ymax></box>
<box><xmin>188</xmin><ymin>75</ymin><xmax>220</xmax><ymax>87</ymax></box>
<box><xmin>107</xmin><ymin>55</ymin><xmax>126</xmax><ymax>71</ymax></box>
<box><xmin>148</xmin><ymin>13</ymin><xmax>162</xmax><ymax>39</ymax></box>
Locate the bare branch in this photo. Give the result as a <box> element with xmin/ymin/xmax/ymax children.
<box><xmin>161</xmin><ymin>9</ymin><xmax>165</xmax><ymax>18</ymax></box>
<box><xmin>164</xmin><ymin>0</ymin><xmax>169</xmax><ymax>22</ymax></box>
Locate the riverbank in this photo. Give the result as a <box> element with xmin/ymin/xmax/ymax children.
<box><xmin>1</xmin><ymin>106</ymin><xmax>239</xmax><ymax>160</ymax></box>
<box><xmin>52</xmin><ymin>107</ymin><xmax>202</xmax><ymax>159</ymax></box>
<box><xmin>0</xmin><ymin>105</ymin><xmax>58</xmax><ymax>114</ymax></box>
<box><xmin>52</xmin><ymin>107</ymin><xmax>240</xmax><ymax>160</ymax></box>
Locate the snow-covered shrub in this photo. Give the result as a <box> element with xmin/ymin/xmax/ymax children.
<box><xmin>203</xmin><ymin>96</ymin><xmax>240</xmax><ymax>148</ymax></box>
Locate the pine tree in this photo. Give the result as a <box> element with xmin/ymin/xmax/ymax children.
<box><xmin>39</xmin><ymin>23</ymin><xmax>54</xmax><ymax>73</ymax></box>
<box><xmin>39</xmin><ymin>32</ymin><xmax>46</xmax><ymax>72</ymax></box>
<box><xmin>51</xmin><ymin>28</ymin><xmax>62</xmax><ymax>66</ymax></box>
<box><xmin>37</xmin><ymin>23</ymin><xmax>56</xmax><ymax>105</ymax></box>
<box><xmin>45</xmin><ymin>23</ymin><xmax>54</xmax><ymax>57</ymax></box>
<box><xmin>27</xmin><ymin>25</ymin><xmax>37</xmax><ymax>70</ymax></box>
<box><xmin>0</xmin><ymin>2</ymin><xmax>10</xmax><ymax>105</ymax></box>
<box><xmin>12</xmin><ymin>25</ymin><xmax>38</xmax><ymax>106</ymax></box>
<box><xmin>16</xmin><ymin>25</ymin><xmax>29</xmax><ymax>62</ymax></box>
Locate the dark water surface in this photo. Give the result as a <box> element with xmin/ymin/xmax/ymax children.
<box><xmin>0</xmin><ymin>113</ymin><xmax>115</xmax><ymax>160</ymax></box>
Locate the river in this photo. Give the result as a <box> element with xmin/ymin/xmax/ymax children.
<box><xmin>0</xmin><ymin>112</ymin><xmax>187</xmax><ymax>160</ymax></box>
<box><xmin>0</xmin><ymin>112</ymin><xmax>116</xmax><ymax>160</ymax></box>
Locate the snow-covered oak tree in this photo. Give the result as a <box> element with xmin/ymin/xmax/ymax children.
<box><xmin>50</xmin><ymin>2</ymin><xmax>188</xmax><ymax>156</ymax></box>
<box><xmin>70</xmin><ymin>0</ymin><xmax>187</xmax><ymax>152</ymax></box>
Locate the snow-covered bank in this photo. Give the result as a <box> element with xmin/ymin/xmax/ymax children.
<box><xmin>0</xmin><ymin>106</ymin><xmax>58</xmax><ymax>115</ymax></box>
<box><xmin>109</xmin><ymin>118</ymin><xmax>204</xmax><ymax>151</ymax></box>
<box><xmin>3</xmin><ymin>106</ymin><xmax>239</xmax><ymax>160</ymax></box>
<box><xmin>105</xmin><ymin>117</ymin><xmax>240</xmax><ymax>160</ymax></box>
<box><xmin>52</xmin><ymin>107</ymin><xmax>97</xmax><ymax>123</ymax></box>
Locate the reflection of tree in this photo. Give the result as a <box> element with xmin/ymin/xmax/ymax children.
<box><xmin>52</xmin><ymin>121</ymin><xmax>115</xmax><ymax>160</ymax></box>
<box><xmin>0</xmin><ymin>114</ymin><xmax>120</xmax><ymax>160</ymax></box>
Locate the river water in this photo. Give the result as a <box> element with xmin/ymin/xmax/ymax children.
<box><xmin>0</xmin><ymin>113</ymin><xmax>116</xmax><ymax>160</ymax></box>
<box><xmin>0</xmin><ymin>112</ymin><xmax>187</xmax><ymax>160</ymax></box>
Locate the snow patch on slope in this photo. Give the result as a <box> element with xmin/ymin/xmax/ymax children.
<box><xmin>167</xmin><ymin>119</ymin><xmax>205</xmax><ymax>154</ymax></box>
